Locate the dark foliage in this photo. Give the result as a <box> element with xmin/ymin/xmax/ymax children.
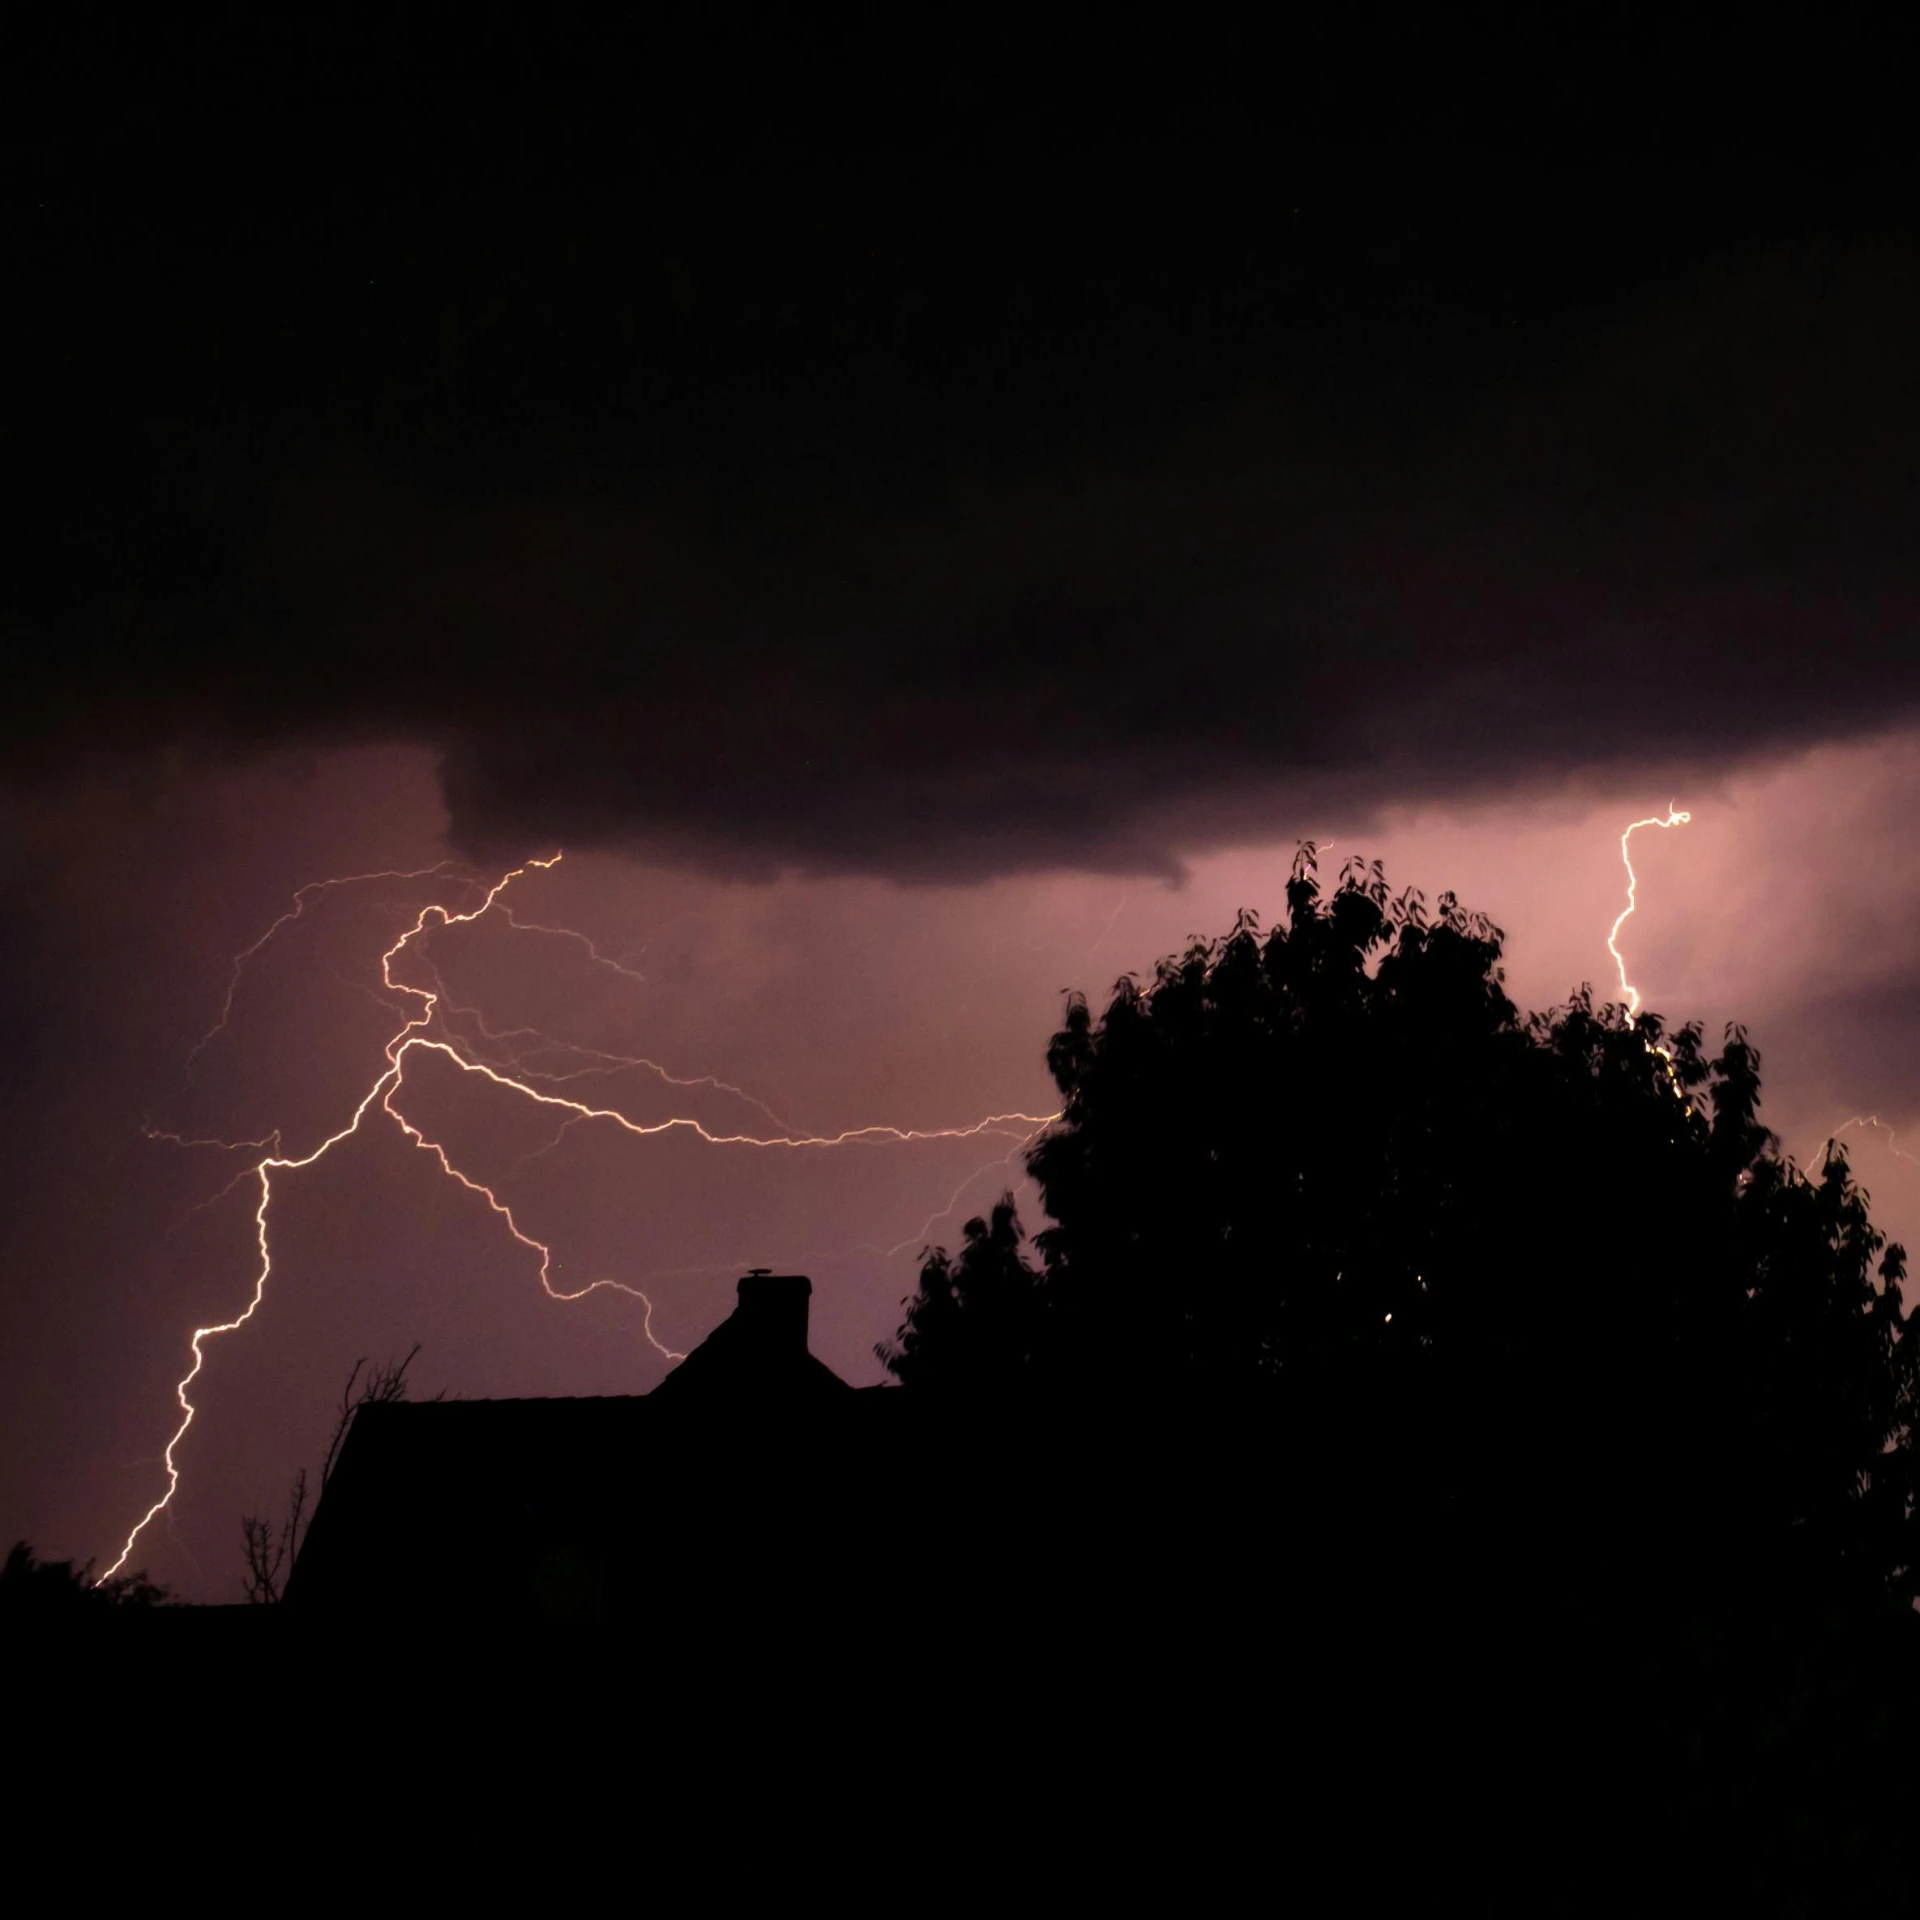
<box><xmin>879</xmin><ymin>846</ymin><xmax>1920</xmax><ymax>1895</ymax></box>
<box><xmin>877</xmin><ymin>1196</ymin><xmax>1045</xmax><ymax>1393</ymax></box>
<box><xmin>1</xmin><ymin>1541</ymin><xmax>168</xmax><ymax>1616</ymax></box>
<box><xmin>886</xmin><ymin>845</ymin><xmax>1917</xmax><ymax>1600</ymax></box>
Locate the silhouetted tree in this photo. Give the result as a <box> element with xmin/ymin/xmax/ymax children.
<box><xmin>242</xmin><ymin>1344</ymin><xmax>424</xmax><ymax>1603</ymax></box>
<box><xmin>884</xmin><ymin>845</ymin><xmax>1917</xmax><ymax>1602</ymax></box>
<box><xmin>1</xmin><ymin>1541</ymin><xmax>168</xmax><ymax>1616</ymax></box>
<box><xmin>878</xmin><ymin>1195</ymin><xmax>1045</xmax><ymax>1394</ymax></box>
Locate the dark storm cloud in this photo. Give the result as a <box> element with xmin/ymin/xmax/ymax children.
<box><xmin>194</xmin><ymin>250</ymin><xmax>1920</xmax><ymax>878</ymax></box>
<box><xmin>10</xmin><ymin>13</ymin><xmax>1918</xmax><ymax>878</ymax></box>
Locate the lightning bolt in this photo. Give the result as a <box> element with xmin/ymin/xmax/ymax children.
<box><xmin>1607</xmin><ymin>804</ymin><xmax>1691</xmax><ymax>1027</ymax></box>
<box><xmin>102</xmin><ymin>852</ymin><xmax>1058</xmax><ymax>1584</ymax></box>
<box><xmin>1602</xmin><ymin>813</ymin><xmax>1917</xmax><ymax>1219</ymax></box>
<box><xmin>629</xmin><ymin>1121</ymin><xmax>1051</xmax><ymax>1295</ymax></box>
<box><xmin>1823</xmin><ymin>1115</ymin><xmax>1920</xmax><ymax>1169</ymax></box>
<box><xmin>859</xmin><ymin>1130</ymin><xmax>1047</xmax><ymax>1259</ymax></box>
<box><xmin>432</xmin><ymin>983</ymin><xmax>800</xmax><ymax>1132</ymax></box>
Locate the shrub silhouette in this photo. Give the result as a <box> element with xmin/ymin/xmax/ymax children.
<box><xmin>1</xmin><ymin>1541</ymin><xmax>168</xmax><ymax>1616</ymax></box>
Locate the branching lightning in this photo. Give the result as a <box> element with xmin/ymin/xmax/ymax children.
<box><xmin>102</xmin><ymin>853</ymin><xmax>1057</xmax><ymax>1584</ymax></box>
<box><xmin>124</xmin><ymin>802</ymin><xmax>1815</xmax><ymax>1587</ymax></box>
<box><xmin>434</xmin><ymin>992</ymin><xmax>793</xmax><ymax>1132</ymax></box>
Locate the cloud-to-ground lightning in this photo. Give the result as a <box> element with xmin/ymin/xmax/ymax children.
<box><xmin>1601</xmin><ymin>812</ymin><xmax>1913</xmax><ymax>1205</ymax></box>
<box><xmin>1607</xmin><ymin>804</ymin><xmax>1691</xmax><ymax>1027</ymax></box>
<box><xmin>102</xmin><ymin>854</ymin><xmax>1057</xmax><ymax>1583</ymax></box>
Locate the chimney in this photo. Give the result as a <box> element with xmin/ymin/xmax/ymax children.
<box><xmin>732</xmin><ymin>1270</ymin><xmax>812</xmax><ymax>1354</ymax></box>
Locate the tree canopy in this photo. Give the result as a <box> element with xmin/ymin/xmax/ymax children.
<box><xmin>882</xmin><ymin>846</ymin><xmax>1917</xmax><ymax>1601</ymax></box>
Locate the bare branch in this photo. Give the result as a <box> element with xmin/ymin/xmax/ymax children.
<box><xmin>241</xmin><ymin>1345</ymin><xmax>425</xmax><ymax>1601</ymax></box>
<box><xmin>318</xmin><ymin>1358</ymin><xmax>369</xmax><ymax>1488</ymax></box>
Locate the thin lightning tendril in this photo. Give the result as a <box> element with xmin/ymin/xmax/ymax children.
<box><xmin>101</xmin><ymin>852</ymin><xmax>1057</xmax><ymax>1584</ymax></box>
<box><xmin>1824</xmin><ymin>1115</ymin><xmax>1920</xmax><ymax>1170</ymax></box>
<box><xmin>494</xmin><ymin>904</ymin><xmax>651</xmax><ymax>987</ymax></box>
<box><xmin>177</xmin><ymin>860</ymin><xmax>482</xmax><ymax>1089</ymax></box>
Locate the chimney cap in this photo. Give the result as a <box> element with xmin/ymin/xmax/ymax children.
<box><xmin>738</xmin><ymin>1270</ymin><xmax>811</xmax><ymax>1297</ymax></box>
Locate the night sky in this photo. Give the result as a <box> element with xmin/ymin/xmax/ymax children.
<box><xmin>5</xmin><ymin>13</ymin><xmax>1918</xmax><ymax>1596</ymax></box>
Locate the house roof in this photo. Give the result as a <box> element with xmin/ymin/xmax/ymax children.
<box><xmin>284</xmin><ymin>1270</ymin><xmax>866</xmax><ymax>1617</ymax></box>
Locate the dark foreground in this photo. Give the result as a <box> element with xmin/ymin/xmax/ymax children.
<box><xmin>20</xmin><ymin>1498</ymin><xmax>1920</xmax><ymax>1912</ymax></box>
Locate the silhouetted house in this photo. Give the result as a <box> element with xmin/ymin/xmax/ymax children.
<box><xmin>288</xmin><ymin>1270</ymin><xmax>1254</xmax><ymax>1636</ymax></box>
<box><xmin>286</xmin><ymin>1272</ymin><xmax>884</xmax><ymax>1626</ymax></box>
